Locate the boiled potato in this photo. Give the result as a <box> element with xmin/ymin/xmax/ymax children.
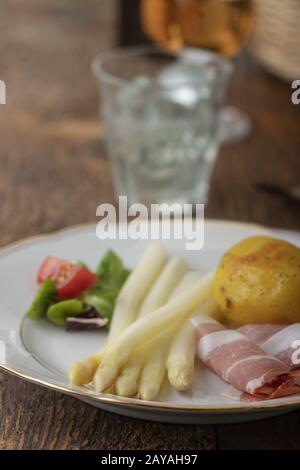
<box><xmin>213</xmin><ymin>236</ymin><xmax>300</xmax><ymax>325</ymax></box>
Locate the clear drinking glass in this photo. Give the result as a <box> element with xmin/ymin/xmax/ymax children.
<box><xmin>92</xmin><ymin>46</ymin><xmax>232</xmax><ymax>206</ymax></box>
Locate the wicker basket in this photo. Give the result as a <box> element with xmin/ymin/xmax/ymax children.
<box><xmin>251</xmin><ymin>0</ymin><xmax>300</xmax><ymax>81</ymax></box>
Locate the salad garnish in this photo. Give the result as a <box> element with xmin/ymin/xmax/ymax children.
<box><xmin>47</xmin><ymin>299</ymin><xmax>85</xmax><ymax>325</ymax></box>
<box><xmin>66</xmin><ymin>308</ymin><xmax>108</xmax><ymax>331</ymax></box>
<box><xmin>27</xmin><ymin>250</ymin><xmax>129</xmax><ymax>331</ymax></box>
<box><xmin>27</xmin><ymin>279</ymin><xmax>57</xmax><ymax>320</ymax></box>
<box><xmin>37</xmin><ymin>256</ymin><xmax>98</xmax><ymax>300</ymax></box>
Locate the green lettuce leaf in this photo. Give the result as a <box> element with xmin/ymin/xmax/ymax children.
<box><xmin>96</xmin><ymin>250</ymin><xmax>130</xmax><ymax>290</ymax></box>
<box><xmin>84</xmin><ymin>250</ymin><xmax>130</xmax><ymax>324</ymax></box>
<box><xmin>27</xmin><ymin>279</ymin><xmax>57</xmax><ymax>320</ymax></box>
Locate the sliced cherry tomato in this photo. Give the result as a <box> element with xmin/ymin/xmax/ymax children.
<box><xmin>37</xmin><ymin>256</ymin><xmax>98</xmax><ymax>299</ymax></box>
<box><xmin>37</xmin><ymin>257</ymin><xmax>67</xmax><ymax>284</ymax></box>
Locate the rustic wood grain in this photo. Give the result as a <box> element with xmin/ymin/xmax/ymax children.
<box><xmin>0</xmin><ymin>0</ymin><xmax>300</xmax><ymax>451</ymax></box>
<box><xmin>216</xmin><ymin>410</ymin><xmax>300</xmax><ymax>450</ymax></box>
<box><xmin>0</xmin><ymin>374</ymin><xmax>215</xmax><ymax>450</ymax></box>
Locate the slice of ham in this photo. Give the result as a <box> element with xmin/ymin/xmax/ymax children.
<box><xmin>193</xmin><ymin>315</ymin><xmax>300</xmax><ymax>399</ymax></box>
<box><xmin>239</xmin><ymin>324</ymin><xmax>300</xmax><ymax>373</ymax></box>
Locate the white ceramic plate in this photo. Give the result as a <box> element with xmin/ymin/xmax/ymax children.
<box><xmin>1</xmin><ymin>220</ymin><xmax>300</xmax><ymax>424</ymax></box>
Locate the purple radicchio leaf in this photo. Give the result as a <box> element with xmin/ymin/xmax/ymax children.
<box><xmin>66</xmin><ymin>307</ymin><xmax>108</xmax><ymax>332</ymax></box>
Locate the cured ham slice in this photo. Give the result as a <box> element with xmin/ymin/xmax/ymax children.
<box><xmin>193</xmin><ymin>315</ymin><xmax>300</xmax><ymax>399</ymax></box>
<box><xmin>239</xmin><ymin>324</ymin><xmax>300</xmax><ymax>373</ymax></box>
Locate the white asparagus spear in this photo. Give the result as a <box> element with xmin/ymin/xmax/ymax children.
<box><xmin>136</xmin><ymin>322</ymin><xmax>181</xmax><ymax>400</ymax></box>
<box><xmin>167</xmin><ymin>271</ymin><xmax>219</xmax><ymax>391</ymax></box>
<box><xmin>94</xmin><ymin>269</ymin><xmax>215</xmax><ymax>392</ymax></box>
<box><xmin>166</xmin><ymin>321</ymin><xmax>196</xmax><ymax>391</ymax></box>
<box><xmin>108</xmin><ymin>242</ymin><xmax>167</xmax><ymax>343</ymax></box>
<box><xmin>69</xmin><ymin>354</ymin><xmax>101</xmax><ymax>386</ymax></box>
<box><xmin>137</xmin><ymin>257</ymin><xmax>188</xmax><ymax>318</ymax></box>
<box><xmin>69</xmin><ymin>242</ymin><xmax>166</xmax><ymax>385</ymax></box>
<box><xmin>138</xmin><ymin>279</ymin><xmax>217</xmax><ymax>399</ymax></box>
<box><xmin>115</xmin><ymin>257</ymin><xmax>187</xmax><ymax>396</ymax></box>
<box><xmin>115</xmin><ymin>268</ymin><xmax>198</xmax><ymax>398</ymax></box>
<box><xmin>165</xmin><ymin>271</ymin><xmax>204</xmax><ymax>391</ymax></box>
<box><xmin>114</xmin><ymin>354</ymin><xmax>145</xmax><ymax>397</ymax></box>
<box><xmin>171</xmin><ymin>270</ymin><xmax>205</xmax><ymax>297</ymax></box>
<box><xmin>138</xmin><ymin>339</ymin><xmax>169</xmax><ymax>401</ymax></box>
<box><xmin>104</xmin><ymin>384</ymin><xmax>115</xmax><ymax>395</ymax></box>
<box><xmin>135</xmin><ymin>266</ymin><xmax>195</xmax><ymax>400</ymax></box>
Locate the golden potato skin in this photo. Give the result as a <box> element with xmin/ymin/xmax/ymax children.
<box><xmin>213</xmin><ymin>236</ymin><xmax>300</xmax><ymax>325</ymax></box>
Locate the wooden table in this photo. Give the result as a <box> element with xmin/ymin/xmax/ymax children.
<box><xmin>1</xmin><ymin>1</ymin><xmax>300</xmax><ymax>450</ymax></box>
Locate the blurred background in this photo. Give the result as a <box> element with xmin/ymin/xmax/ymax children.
<box><xmin>0</xmin><ymin>0</ymin><xmax>300</xmax><ymax>247</ymax></box>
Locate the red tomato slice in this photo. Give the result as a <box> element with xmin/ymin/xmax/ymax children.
<box><xmin>37</xmin><ymin>257</ymin><xmax>67</xmax><ymax>284</ymax></box>
<box><xmin>37</xmin><ymin>256</ymin><xmax>98</xmax><ymax>299</ymax></box>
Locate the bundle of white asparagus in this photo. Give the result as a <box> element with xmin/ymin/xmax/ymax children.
<box><xmin>69</xmin><ymin>243</ymin><xmax>217</xmax><ymax>400</ymax></box>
